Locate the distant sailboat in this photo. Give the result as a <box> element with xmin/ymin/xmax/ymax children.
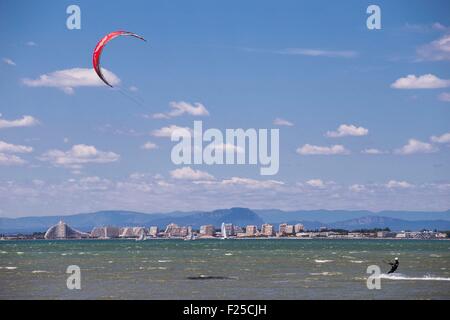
<box><xmin>221</xmin><ymin>223</ymin><xmax>228</xmax><ymax>240</ymax></box>
<box><xmin>184</xmin><ymin>226</ymin><xmax>195</xmax><ymax>241</ymax></box>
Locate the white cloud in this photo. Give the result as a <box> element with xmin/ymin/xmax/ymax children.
<box><xmin>417</xmin><ymin>34</ymin><xmax>450</xmax><ymax>61</ymax></box>
<box><xmin>0</xmin><ymin>141</ymin><xmax>33</xmax><ymax>153</ymax></box>
<box><xmin>26</xmin><ymin>41</ymin><xmax>37</xmax><ymax>47</ymax></box>
<box><xmin>129</xmin><ymin>86</ymin><xmax>138</xmax><ymax>92</ymax></box>
<box><xmin>431</xmin><ymin>132</ymin><xmax>450</xmax><ymax>144</ymax></box>
<box><xmin>170</xmin><ymin>166</ymin><xmax>214</xmax><ymax>181</ymax></box>
<box><xmin>277</xmin><ymin>48</ymin><xmax>357</xmax><ymax>58</ymax></box>
<box><xmin>361</xmin><ymin>148</ymin><xmax>387</xmax><ymax>155</ymax></box>
<box><xmin>438</xmin><ymin>92</ymin><xmax>450</xmax><ymax>102</ymax></box>
<box><xmin>39</xmin><ymin>144</ymin><xmax>120</xmax><ymax>168</ymax></box>
<box><xmin>219</xmin><ymin>177</ymin><xmax>284</xmax><ymax>189</ymax></box>
<box><xmin>349</xmin><ymin>184</ymin><xmax>366</xmax><ymax>192</ymax></box>
<box><xmin>391</xmin><ymin>74</ymin><xmax>450</xmax><ymax>89</ymax></box>
<box><xmin>0</xmin><ymin>115</ymin><xmax>39</xmax><ymax>129</ymax></box>
<box><xmin>386</xmin><ymin>180</ymin><xmax>413</xmax><ymax>189</ymax></box>
<box><xmin>153</xmin><ymin>101</ymin><xmax>209</xmax><ymax>119</ymax></box>
<box><xmin>306</xmin><ymin>179</ymin><xmax>325</xmax><ymax>188</ymax></box>
<box><xmin>141</xmin><ymin>142</ymin><xmax>158</xmax><ymax>150</ymax></box>
<box><xmin>22</xmin><ymin>68</ymin><xmax>120</xmax><ymax>94</ymax></box>
<box><xmin>273</xmin><ymin>118</ymin><xmax>294</xmax><ymax>126</ymax></box>
<box><xmin>211</xmin><ymin>143</ymin><xmax>244</xmax><ymax>154</ymax></box>
<box><xmin>326</xmin><ymin>124</ymin><xmax>368</xmax><ymax>138</ymax></box>
<box><xmin>151</xmin><ymin>125</ymin><xmax>192</xmax><ymax>138</ymax></box>
<box><xmin>2</xmin><ymin>58</ymin><xmax>16</xmax><ymax>66</ymax></box>
<box><xmin>0</xmin><ymin>153</ymin><xmax>26</xmax><ymax>166</ymax></box>
<box><xmin>395</xmin><ymin>139</ymin><xmax>438</xmax><ymax>155</ymax></box>
<box><xmin>297</xmin><ymin>144</ymin><xmax>350</xmax><ymax>155</ymax></box>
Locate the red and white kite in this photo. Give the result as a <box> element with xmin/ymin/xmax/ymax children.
<box><xmin>92</xmin><ymin>31</ymin><xmax>146</xmax><ymax>87</ymax></box>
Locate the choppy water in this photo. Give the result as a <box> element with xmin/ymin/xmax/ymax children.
<box><xmin>0</xmin><ymin>239</ymin><xmax>449</xmax><ymax>299</ymax></box>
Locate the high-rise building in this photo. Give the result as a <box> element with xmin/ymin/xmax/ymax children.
<box><xmin>199</xmin><ymin>225</ymin><xmax>215</xmax><ymax>237</ymax></box>
<box><xmin>164</xmin><ymin>223</ymin><xmax>189</xmax><ymax>237</ymax></box>
<box><xmin>221</xmin><ymin>223</ymin><xmax>234</xmax><ymax>237</ymax></box>
<box><xmin>245</xmin><ymin>225</ymin><xmax>258</xmax><ymax>236</ymax></box>
<box><xmin>148</xmin><ymin>226</ymin><xmax>158</xmax><ymax>237</ymax></box>
<box><xmin>294</xmin><ymin>224</ymin><xmax>304</xmax><ymax>233</ymax></box>
<box><xmin>91</xmin><ymin>226</ymin><xmax>120</xmax><ymax>238</ymax></box>
<box><xmin>261</xmin><ymin>224</ymin><xmax>274</xmax><ymax>236</ymax></box>
<box><xmin>278</xmin><ymin>223</ymin><xmax>294</xmax><ymax>236</ymax></box>
<box><xmin>44</xmin><ymin>221</ymin><xmax>89</xmax><ymax>240</ymax></box>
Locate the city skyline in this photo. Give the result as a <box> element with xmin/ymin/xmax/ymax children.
<box><xmin>1</xmin><ymin>0</ymin><xmax>450</xmax><ymax>217</ymax></box>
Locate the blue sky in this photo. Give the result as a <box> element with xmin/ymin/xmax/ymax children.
<box><xmin>1</xmin><ymin>0</ymin><xmax>450</xmax><ymax>216</ymax></box>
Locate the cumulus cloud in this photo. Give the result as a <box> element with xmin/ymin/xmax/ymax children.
<box><xmin>0</xmin><ymin>141</ymin><xmax>33</xmax><ymax>153</ymax></box>
<box><xmin>170</xmin><ymin>166</ymin><xmax>215</xmax><ymax>181</ymax></box>
<box><xmin>0</xmin><ymin>153</ymin><xmax>26</xmax><ymax>166</ymax></box>
<box><xmin>361</xmin><ymin>148</ymin><xmax>387</xmax><ymax>155</ymax></box>
<box><xmin>2</xmin><ymin>58</ymin><xmax>16</xmax><ymax>66</ymax></box>
<box><xmin>417</xmin><ymin>34</ymin><xmax>450</xmax><ymax>61</ymax></box>
<box><xmin>219</xmin><ymin>177</ymin><xmax>284</xmax><ymax>189</ymax></box>
<box><xmin>395</xmin><ymin>139</ymin><xmax>438</xmax><ymax>155</ymax></box>
<box><xmin>153</xmin><ymin>101</ymin><xmax>209</xmax><ymax>119</ymax></box>
<box><xmin>151</xmin><ymin>125</ymin><xmax>192</xmax><ymax>138</ymax></box>
<box><xmin>22</xmin><ymin>68</ymin><xmax>120</xmax><ymax>94</ymax></box>
<box><xmin>297</xmin><ymin>144</ymin><xmax>350</xmax><ymax>155</ymax></box>
<box><xmin>431</xmin><ymin>132</ymin><xmax>450</xmax><ymax>144</ymax></box>
<box><xmin>386</xmin><ymin>180</ymin><xmax>413</xmax><ymax>189</ymax></box>
<box><xmin>273</xmin><ymin>118</ymin><xmax>294</xmax><ymax>126</ymax></box>
<box><xmin>39</xmin><ymin>144</ymin><xmax>120</xmax><ymax>169</ymax></box>
<box><xmin>391</xmin><ymin>74</ymin><xmax>450</xmax><ymax>89</ymax></box>
<box><xmin>438</xmin><ymin>92</ymin><xmax>450</xmax><ymax>102</ymax></box>
<box><xmin>0</xmin><ymin>115</ymin><xmax>39</xmax><ymax>129</ymax></box>
<box><xmin>326</xmin><ymin>124</ymin><xmax>368</xmax><ymax>138</ymax></box>
<box><xmin>141</xmin><ymin>142</ymin><xmax>158</xmax><ymax>150</ymax></box>
<box><xmin>306</xmin><ymin>179</ymin><xmax>325</xmax><ymax>188</ymax></box>
<box><xmin>276</xmin><ymin>48</ymin><xmax>357</xmax><ymax>58</ymax></box>
<box><xmin>0</xmin><ymin>140</ymin><xmax>32</xmax><ymax>166</ymax></box>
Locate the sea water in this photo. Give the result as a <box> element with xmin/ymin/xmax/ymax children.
<box><xmin>0</xmin><ymin>239</ymin><xmax>449</xmax><ymax>299</ymax></box>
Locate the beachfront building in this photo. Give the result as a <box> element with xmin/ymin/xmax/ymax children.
<box><xmin>91</xmin><ymin>226</ymin><xmax>120</xmax><ymax>239</ymax></box>
<box><xmin>164</xmin><ymin>223</ymin><xmax>189</xmax><ymax>238</ymax></box>
<box><xmin>199</xmin><ymin>225</ymin><xmax>215</xmax><ymax>237</ymax></box>
<box><xmin>278</xmin><ymin>223</ymin><xmax>294</xmax><ymax>236</ymax></box>
<box><xmin>294</xmin><ymin>224</ymin><xmax>304</xmax><ymax>233</ymax></box>
<box><xmin>222</xmin><ymin>223</ymin><xmax>234</xmax><ymax>237</ymax></box>
<box><xmin>119</xmin><ymin>227</ymin><xmax>135</xmax><ymax>238</ymax></box>
<box><xmin>44</xmin><ymin>220</ymin><xmax>89</xmax><ymax>240</ymax></box>
<box><xmin>377</xmin><ymin>231</ymin><xmax>397</xmax><ymax>238</ymax></box>
<box><xmin>148</xmin><ymin>226</ymin><xmax>158</xmax><ymax>237</ymax></box>
<box><xmin>245</xmin><ymin>225</ymin><xmax>258</xmax><ymax>236</ymax></box>
<box><xmin>261</xmin><ymin>224</ymin><xmax>274</xmax><ymax>236</ymax></box>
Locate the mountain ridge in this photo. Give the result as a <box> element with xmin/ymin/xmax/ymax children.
<box><xmin>0</xmin><ymin>208</ymin><xmax>449</xmax><ymax>234</ymax></box>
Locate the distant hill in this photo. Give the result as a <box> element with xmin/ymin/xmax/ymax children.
<box><xmin>328</xmin><ymin>216</ymin><xmax>450</xmax><ymax>231</ymax></box>
<box><xmin>0</xmin><ymin>208</ymin><xmax>262</xmax><ymax>233</ymax></box>
<box><xmin>255</xmin><ymin>209</ymin><xmax>450</xmax><ymax>223</ymax></box>
<box><xmin>0</xmin><ymin>208</ymin><xmax>449</xmax><ymax>234</ymax></box>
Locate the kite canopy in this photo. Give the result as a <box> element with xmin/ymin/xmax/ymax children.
<box><xmin>92</xmin><ymin>31</ymin><xmax>146</xmax><ymax>87</ymax></box>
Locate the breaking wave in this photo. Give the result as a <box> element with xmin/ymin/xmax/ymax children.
<box><xmin>379</xmin><ymin>273</ymin><xmax>450</xmax><ymax>281</ymax></box>
<box><xmin>315</xmin><ymin>259</ymin><xmax>333</xmax><ymax>263</ymax></box>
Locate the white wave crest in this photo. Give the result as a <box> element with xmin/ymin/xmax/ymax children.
<box><xmin>315</xmin><ymin>259</ymin><xmax>333</xmax><ymax>263</ymax></box>
<box><xmin>379</xmin><ymin>273</ymin><xmax>450</xmax><ymax>281</ymax></box>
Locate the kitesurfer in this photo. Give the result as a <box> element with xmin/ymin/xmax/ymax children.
<box><xmin>386</xmin><ymin>257</ymin><xmax>399</xmax><ymax>274</ymax></box>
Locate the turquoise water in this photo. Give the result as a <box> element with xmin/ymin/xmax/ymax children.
<box><xmin>0</xmin><ymin>239</ymin><xmax>449</xmax><ymax>299</ymax></box>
